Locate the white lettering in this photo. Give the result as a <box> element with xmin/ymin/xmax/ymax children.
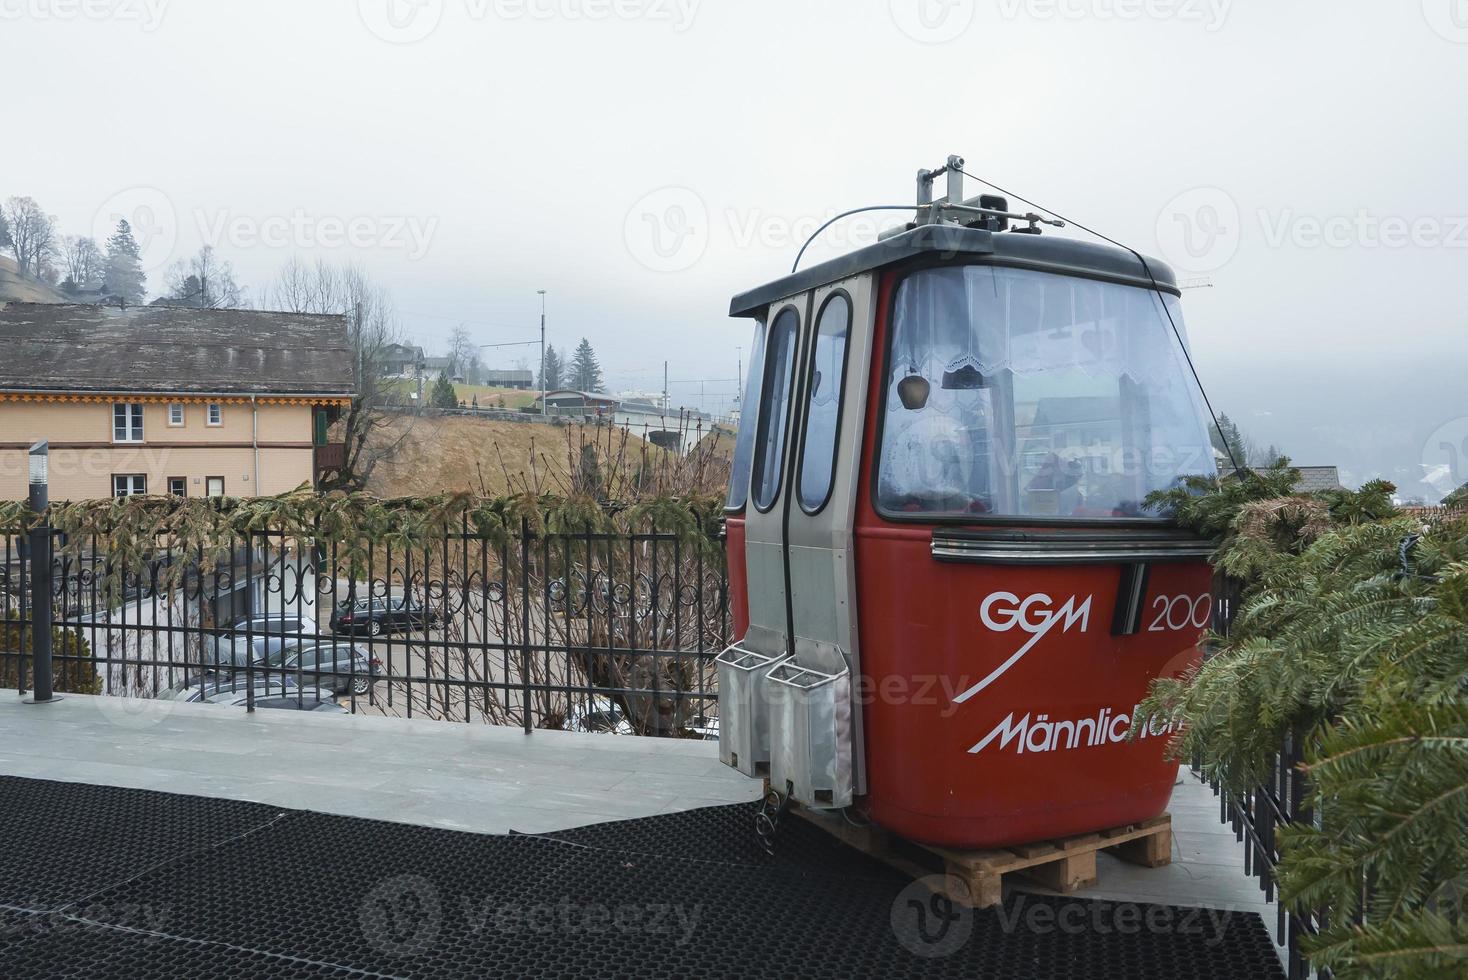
<box><xmin>969</xmin><ymin>703</ymin><xmax>1170</xmax><ymax>755</ymax></box>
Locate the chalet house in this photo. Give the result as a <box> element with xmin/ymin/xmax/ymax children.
<box><xmin>0</xmin><ymin>303</ymin><xmax>354</xmax><ymax>502</ymax></box>
<box><xmin>380</xmin><ymin>343</ymin><xmax>425</xmax><ymax>379</ymax></box>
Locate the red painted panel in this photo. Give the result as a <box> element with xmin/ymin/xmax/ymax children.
<box><xmin>725</xmin><ymin>516</ymin><xmax>749</xmax><ymax>640</ymax></box>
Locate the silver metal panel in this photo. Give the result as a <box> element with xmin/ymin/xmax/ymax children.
<box><xmin>931</xmin><ymin>530</ymin><xmax>1215</xmax><ymax>564</ymax></box>
<box><xmin>765</xmin><ymin>658</ymin><xmax>853</xmax><ymax>809</ymax></box>
<box><xmin>782</xmin><ymin>274</ymin><xmax>875</xmax><ymax>799</ymax></box>
<box><xmin>714</xmin><ymin>631</ymin><xmax>788</xmax><ymax>777</ymax></box>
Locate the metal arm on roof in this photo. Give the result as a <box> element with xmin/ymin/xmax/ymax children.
<box><xmin>791</xmin><ymin>203</ymin><xmax>1064</xmax><ymax>273</ymax></box>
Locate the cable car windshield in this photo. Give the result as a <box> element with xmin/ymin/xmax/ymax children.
<box><xmin>877</xmin><ymin>265</ymin><xmax>1215</xmax><ymax>520</ymax></box>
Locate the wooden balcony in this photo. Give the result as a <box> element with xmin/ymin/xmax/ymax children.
<box><xmin>313</xmin><ymin>442</ymin><xmax>345</xmax><ymax>478</ymax></box>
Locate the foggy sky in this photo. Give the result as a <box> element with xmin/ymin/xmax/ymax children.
<box><xmin>6</xmin><ymin>0</ymin><xmax>1466</xmax><ymax>498</ymax></box>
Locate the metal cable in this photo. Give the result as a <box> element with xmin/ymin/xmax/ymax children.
<box><xmin>959</xmin><ymin>169</ymin><xmax>1244</xmax><ymax>477</ymax></box>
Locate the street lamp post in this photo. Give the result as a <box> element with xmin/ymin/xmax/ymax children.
<box><xmin>24</xmin><ymin>440</ymin><xmax>59</xmax><ymax>704</ymax></box>
<box><xmin>538</xmin><ymin>290</ymin><xmax>547</xmax><ymax>416</ymax></box>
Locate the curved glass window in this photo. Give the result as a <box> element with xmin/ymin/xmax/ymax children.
<box><xmin>796</xmin><ymin>294</ymin><xmax>852</xmax><ymax>512</ymax></box>
<box><xmin>725</xmin><ymin>321</ymin><xmax>767</xmax><ymax>510</ymax></box>
<box><xmin>751</xmin><ymin>307</ymin><xmax>800</xmax><ymax>512</ymax></box>
<box><xmin>877</xmin><ymin>266</ymin><xmax>1215</xmax><ymax>520</ymax></box>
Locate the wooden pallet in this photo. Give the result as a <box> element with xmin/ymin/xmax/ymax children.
<box><xmin>795</xmin><ymin>807</ymin><xmax>1172</xmax><ymax>909</ymax></box>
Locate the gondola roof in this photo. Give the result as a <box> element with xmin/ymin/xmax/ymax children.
<box><xmin>729</xmin><ymin>225</ymin><xmax>1179</xmax><ymax>319</ymax></box>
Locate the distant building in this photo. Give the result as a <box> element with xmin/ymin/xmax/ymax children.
<box><xmin>380</xmin><ymin>343</ymin><xmax>425</xmax><ymax>378</ymax></box>
<box><xmin>0</xmin><ymin>302</ymin><xmax>354</xmax><ymax>501</ymax></box>
<box><xmin>538</xmin><ymin>390</ymin><xmax>618</xmax><ymax>417</ymax></box>
<box><xmin>481</xmin><ymin>369</ymin><xmax>534</xmax><ymax>390</ymax></box>
<box><xmin>535</xmin><ymin>390</ymin><xmax>713</xmax><ymax>453</ymax></box>
<box><xmin>1293</xmin><ymin>466</ymin><xmax>1343</xmax><ymax>493</ymax></box>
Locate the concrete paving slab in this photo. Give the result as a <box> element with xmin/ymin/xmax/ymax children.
<box><xmin>0</xmin><ymin>691</ymin><xmax>763</xmax><ymax>835</ymax></box>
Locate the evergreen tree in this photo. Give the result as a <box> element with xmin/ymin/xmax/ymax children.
<box><xmin>103</xmin><ymin>220</ymin><xmax>146</xmax><ymax>305</ymax></box>
<box><xmin>0</xmin><ymin>208</ymin><xmax>11</xmax><ymax>251</ymax></box>
<box><xmin>539</xmin><ymin>344</ymin><xmax>563</xmax><ymax>391</ymax></box>
<box><xmin>1210</xmin><ymin>413</ymin><xmax>1250</xmax><ymax>472</ymax></box>
<box><xmin>430</xmin><ymin>372</ymin><xmax>458</xmax><ymax>410</ymax></box>
<box><xmin>569</xmin><ymin>338</ymin><xmax>604</xmax><ymax>393</ymax></box>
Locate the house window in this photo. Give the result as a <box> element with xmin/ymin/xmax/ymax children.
<box><xmin>113</xmin><ymin>403</ymin><xmax>144</xmax><ymax>442</ymax></box>
<box><xmin>167</xmin><ymin>477</ymin><xmax>187</xmax><ymax>497</ymax></box>
<box><xmin>112</xmin><ymin>475</ymin><xmax>147</xmax><ymax>497</ymax></box>
<box><xmin>168</xmin><ymin>403</ymin><xmax>185</xmax><ymax>426</ymax></box>
<box><xmin>207</xmin><ymin>403</ymin><xmax>223</xmax><ymax>426</ymax></box>
<box><xmin>206</xmin><ymin>476</ymin><xmax>225</xmax><ymax>498</ymax></box>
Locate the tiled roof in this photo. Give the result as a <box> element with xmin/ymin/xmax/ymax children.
<box><xmin>0</xmin><ymin>302</ymin><xmax>354</xmax><ymax>396</ymax></box>
<box><xmin>1293</xmin><ymin>466</ymin><xmax>1343</xmax><ymax>493</ymax></box>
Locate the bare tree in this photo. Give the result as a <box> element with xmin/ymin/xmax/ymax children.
<box><xmin>269</xmin><ymin>255</ymin><xmax>343</xmax><ymax>316</ymax></box>
<box><xmin>3</xmin><ymin>196</ymin><xmax>58</xmax><ymax>277</ymax></box>
<box><xmin>267</xmin><ymin>258</ymin><xmax>412</xmax><ymax>490</ymax></box>
<box><xmin>60</xmin><ymin>235</ymin><xmax>106</xmax><ymax>291</ymax></box>
<box><xmin>446</xmin><ymin>323</ymin><xmax>476</xmax><ymax>380</ymax></box>
<box><xmin>164</xmin><ymin>245</ymin><xmax>244</xmax><ymax>308</ymax></box>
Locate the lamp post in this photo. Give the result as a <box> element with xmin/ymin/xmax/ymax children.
<box><xmin>24</xmin><ymin>441</ymin><xmax>59</xmax><ymax>704</ymax></box>
<box><xmin>538</xmin><ymin>290</ymin><xmax>547</xmax><ymax>416</ymax></box>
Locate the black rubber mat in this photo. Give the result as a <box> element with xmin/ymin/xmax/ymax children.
<box><xmin>0</xmin><ymin>776</ymin><xmax>1286</xmax><ymax>979</ymax></box>
<box><xmin>539</xmin><ymin>792</ymin><xmax>882</xmax><ymax>872</ymax></box>
<box><xmin>0</xmin><ymin>776</ymin><xmax>285</xmax><ymax>910</ymax></box>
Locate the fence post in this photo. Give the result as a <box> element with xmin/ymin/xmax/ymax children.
<box><xmin>519</xmin><ymin>517</ymin><xmax>533</xmax><ymax>734</ymax></box>
<box><xmin>24</xmin><ymin>441</ymin><xmax>59</xmax><ymax>705</ymax></box>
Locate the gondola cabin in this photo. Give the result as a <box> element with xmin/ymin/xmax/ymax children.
<box><xmin>717</xmin><ymin>157</ymin><xmax>1218</xmax><ymax>849</ymax></box>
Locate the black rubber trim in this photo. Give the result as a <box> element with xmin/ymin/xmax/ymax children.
<box><xmin>750</xmin><ymin>305</ymin><xmax>802</xmax><ymax>515</ymax></box>
<box><xmin>932</xmin><ymin>528</ymin><xmax>1215</xmax><ymax>565</ymax></box>
<box><xmin>795</xmin><ymin>288</ymin><xmax>855</xmax><ymax>517</ymax></box>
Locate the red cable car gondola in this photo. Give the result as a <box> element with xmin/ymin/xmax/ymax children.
<box><xmin>717</xmin><ymin>157</ymin><xmax>1218</xmax><ymax>849</ymax></box>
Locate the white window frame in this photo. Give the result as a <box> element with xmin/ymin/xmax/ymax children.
<box><xmin>112</xmin><ymin>474</ymin><xmax>147</xmax><ymax>497</ymax></box>
<box><xmin>168</xmin><ymin>403</ymin><xmax>185</xmax><ymax>427</ymax></box>
<box><xmin>206</xmin><ymin>476</ymin><xmax>225</xmax><ymax>498</ymax></box>
<box><xmin>206</xmin><ymin>402</ymin><xmax>223</xmax><ymax>427</ymax></box>
<box><xmin>113</xmin><ymin>402</ymin><xmax>144</xmax><ymax>443</ymax></box>
<box><xmin>167</xmin><ymin>477</ymin><xmax>188</xmax><ymax>497</ymax></box>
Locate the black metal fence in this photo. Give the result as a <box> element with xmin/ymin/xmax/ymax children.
<box><xmin>2</xmin><ymin>517</ymin><xmax>730</xmax><ymax>738</ymax></box>
<box><xmin>1199</xmin><ymin>574</ymin><xmax>1326</xmax><ymax>980</ymax></box>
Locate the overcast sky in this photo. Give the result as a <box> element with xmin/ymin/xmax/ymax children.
<box><xmin>7</xmin><ymin>0</ymin><xmax>1467</xmax><ymax>497</ymax></box>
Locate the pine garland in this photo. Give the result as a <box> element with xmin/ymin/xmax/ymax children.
<box><xmin>1</xmin><ymin>487</ymin><xmax>725</xmax><ymax>609</ymax></box>
<box><xmin>1140</xmin><ymin>461</ymin><xmax>1468</xmax><ymax>979</ymax></box>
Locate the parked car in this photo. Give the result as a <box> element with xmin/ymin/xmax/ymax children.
<box><xmin>209</xmin><ymin>689</ymin><xmax>343</xmax><ymax>712</ymax></box>
<box><xmin>224</xmin><ymin>613</ymin><xmax>318</xmax><ymax>635</ymax></box>
<box><xmin>262</xmin><ymin>641</ymin><xmax>380</xmax><ymax>696</ymax></box>
<box><xmin>204</xmin><ymin>614</ymin><xmax>319</xmax><ymax>668</ymax></box>
<box><xmin>330</xmin><ymin>597</ymin><xmax>440</xmax><ymax>637</ymax></box>
<box><xmin>253</xmin><ymin>696</ymin><xmax>347</xmax><ymax>713</ymax></box>
<box><xmin>159</xmin><ymin>675</ymin><xmax>308</xmax><ymax>703</ymax></box>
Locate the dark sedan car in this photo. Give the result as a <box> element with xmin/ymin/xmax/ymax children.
<box><xmin>330</xmin><ymin>597</ymin><xmax>440</xmax><ymax>637</ymax></box>
<box><xmin>262</xmin><ymin>641</ymin><xmax>380</xmax><ymax>696</ymax></box>
<box><xmin>159</xmin><ymin>675</ymin><xmax>312</xmax><ymax>703</ymax></box>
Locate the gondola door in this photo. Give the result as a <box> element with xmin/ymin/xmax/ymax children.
<box><xmin>716</xmin><ymin>296</ymin><xmax>807</xmax><ymax>778</ymax></box>
<box><xmin>765</xmin><ymin>274</ymin><xmax>875</xmax><ymax>808</ymax></box>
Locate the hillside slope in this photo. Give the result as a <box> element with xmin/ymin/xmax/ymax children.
<box><xmin>364</xmin><ymin>415</ymin><xmax>660</xmax><ymax>498</ymax></box>
<box><xmin>0</xmin><ymin>255</ymin><xmax>70</xmax><ymax>303</ymax></box>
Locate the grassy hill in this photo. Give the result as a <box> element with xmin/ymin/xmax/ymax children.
<box><xmin>363</xmin><ymin>414</ymin><xmax>730</xmax><ymax>500</ymax></box>
<box><xmin>0</xmin><ymin>255</ymin><xmax>70</xmax><ymax>303</ymax></box>
<box><xmin>364</xmin><ymin>415</ymin><xmax>649</xmax><ymax>497</ymax></box>
<box><xmin>388</xmin><ymin>380</ymin><xmax>541</xmax><ymax>411</ymax></box>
